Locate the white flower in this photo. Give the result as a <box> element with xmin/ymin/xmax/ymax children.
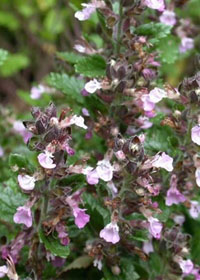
<box><xmin>189</xmin><ymin>201</ymin><xmax>200</xmax><ymax>219</ymax></box>
<box><xmin>70</xmin><ymin>115</ymin><xmax>87</xmax><ymax>129</ymax></box>
<box><xmin>99</xmin><ymin>222</ymin><xmax>120</xmax><ymax>244</ymax></box>
<box><xmin>191</xmin><ymin>125</ymin><xmax>200</xmax><ymax>145</ymax></box>
<box><xmin>38</xmin><ymin>151</ymin><xmax>56</xmax><ymax>169</ymax></box>
<box><xmin>149</xmin><ymin>87</ymin><xmax>167</xmax><ymax>103</ymax></box>
<box><xmin>0</xmin><ymin>265</ymin><xmax>8</xmax><ymax>278</ymax></box>
<box><xmin>96</xmin><ymin>159</ymin><xmax>114</xmax><ymax>182</ymax></box>
<box><xmin>18</xmin><ymin>174</ymin><xmax>36</xmax><ymax>191</ymax></box>
<box><xmin>152</xmin><ymin>152</ymin><xmax>173</xmax><ymax>172</ymax></box>
<box><xmin>84</xmin><ymin>79</ymin><xmax>101</xmax><ymax>94</ymax></box>
<box><xmin>195</xmin><ymin>168</ymin><xmax>200</xmax><ymax>187</ymax></box>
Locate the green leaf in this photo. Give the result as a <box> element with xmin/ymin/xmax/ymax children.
<box><xmin>46</xmin><ymin>72</ymin><xmax>84</xmax><ymax>103</ymax></box>
<box><xmin>0</xmin><ymin>178</ymin><xmax>27</xmax><ymax>223</ymax></box>
<box><xmin>131</xmin><ymin>229</ymin><xmax>149</xmax><ymax>242</ymax></box>
<box><xmin>39</xmin><ymin>230</ymin><xmax>70</xmax><ymax>258</ymax></box>
<box><xmin>136</xmin><ymin>23</ymin><xmax>172</xmax><ymax>40</ymax></box>
<box><xmin>75</xmin><ymin>54</ymin><xmax>106</xmax><ymax>77</ymax></box>
<box><xmin>157</xmin><ymin>35</ymin><xmax>180</xmax><ymax>64</ymax></box>
<box><xmin>56</xmin><ymin>52</ymin><xmax>83</xmax><ymax>64</ymax></box>
<box><xmin>0</xmin><ymin>53</ymin><xmax>30</xmax><ymax>77</ymax></box>
<box><xmin>9</xmin><ymin>153</ymin><xmax>28</xmax><ymax>169</ymax></box>
<box><xmin>0</xmin><ymin>11</ymin><xmax>20</xmax><ymax>31</ymax></box>
<box><xmin>103</xmin><ymin>258</ymin><xmax>139</xmax><ymax>280</ymax></box>
<box><xmin>62</xmin><ymin>255</ymin><xmax>93</xmax><ymax>271</ymax></box>
<box><xmin>0</xmin><ymin>49</ymin><xmax>8</xmax><ymax>66</ymax></box>
<box><xmin>83</xmin><ymin>192</ymin><xmax>110</xmax><ymax>224</ymax></box>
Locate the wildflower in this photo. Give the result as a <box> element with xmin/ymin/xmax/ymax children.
<box><xmin>96</xmin><ymin>159</ymin><xmax>114</xmax><ymax>182</ymax></box>
<box><xmin>191</xmin><ymin>125</ymin><xmax>200</xmax><ymax>145</ymax></box>
<box><xmin>149</xmin><ymin>87</ymin><xmax>167</xmax><ymax>103</ymax></box>
<box><xmin>75</xmin><ymin>1</ymin><xmax>105</xmax><ymax>21</ymax></box>
<box><xmin>70</xmin><ymin>115</ymin><xmax>87</xmax><ymax>129</ymax></box>
<box><xmin>0</xmin><ymin>146</ymin><xmax>4</xmax><ymax>157</ymax></box>
<box><xmin>159</xmin><ymin>10</ymin><xmax>176</xmax><ymax>26</ymax></box>
<box><xmin>179</xmin><ymin>259</ymin><xmax>194</xmax><ymax>275</ymax></box>
<box><xmin>73</xmin><ymin>208</ymin><xmax>90</xmax><ymax>229</ymax></box>
<box><xmin>18</xmin><ymin>174</ymin><xmax>36</xmax><ymax>191</ymax></box>
<box><xmin>179</xmin><ymin>37</ymin><xmax>194</xmax><ymax>53</ymax></box>
<box><xmin>143</xmin><ymin>239</ymin><xmax>154</xmax><ymax>254</ymax></box>
<box><xmin>189</xmin><ymin>201</ymin><xmax>200</xmax><ymax>219</ymax></box>
<box><xmin>195</xmin><ymin>168</ymin><xmax>200</xmax><ymax>187</ymax></box>
<box><xmin>13</xmin><ymin>206</ymin><xmax>32</xmax><ymax>228</ymax></box>
<box><xmin>0</xmin><ymin>265</ymin><xmax>8</xmax><ymax>278</ymax></box>
<box><xmin>165</xmin><ymin>174</ymin><xmax>186</xmax><ymax>206</ymax></box>
<box><xmin>13</xmin><ymin>121</ymin><xmax>32</xmax><ymax>144</ymax></box>
<box><xmin>86</xmin><ymin>168</ymin><xmax>99</xmax><ymax>185</ymax></box>
<box><xmin>84</xmin><ymin>79</ymin><xmax>101</xmax><ymax>94</ymax></box>
<box><xmin>38</xmin><ymin>151</ymin><xmax>56</xmax><ymax>169</ymax></box>
<box><xmin>173</xmin><ymin>215</ymin><xmax>185</xmax><ymax>225</ymax></box>
<box><xmin>99</xmin><ymin>222</ymin><xmax>120</xmax><ymax>244</ymax></box>
<box><xmin>30</xmin><ymin>85</ymin><xmax>45</xmax><ymax>99</ymax></box>
<box><xmin>152</xmin><ymin>152</ymin><xmax>173</xmax><ymax>172</ymax></box>
<box><xmin>93</xmin><ymin>258</ymin><xmax>103</xmax><ymax>270</ymax></box>
<box><xmin>147</xmin><ymin>217</ymin><xmax>162</xmax><ymax>239</ymax></box>
<box><xmin>56</xmin><ymin>223</ymin><xmax>70</xmax><ymax>246</ymax></box>
<box><xmin>143</xmin><ymin>0</ymin><xmax>165</xmax><ymax>11</ymax></box>
<box><xmin>141</xmin><ymin>94</ymin><xmax>155</xmax><ymax>112</ymax></box>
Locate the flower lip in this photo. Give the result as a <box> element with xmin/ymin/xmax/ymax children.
<box><xmin>13</xmin><ymin>206</ymin><xmax>32</xmax><ymax>228</ymax></box>
<box><xmin>18</xmin><ymin>174</ymin><xmax>36</xmax><ymax>191</ymax></box>
<box><xmin>99</xmin><ymin>222</ymin><xmax>120</xmax><ymax>244</ymax></box>
<box><xmin>38</xmin><ymin>151</ymin><xmax>56</xmax><ymax>169</ymax></box>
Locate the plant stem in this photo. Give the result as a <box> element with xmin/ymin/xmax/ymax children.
<box><xmin>115</xmin><ymin>0</ymin><xmax>123</xmax><ymax>55</ymax></box>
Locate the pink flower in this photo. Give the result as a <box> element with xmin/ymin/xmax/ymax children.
<box><xmin>18</xmin><ymin>174</ymin><xmax>35</xmax><ymax>191</ymax></box>
<box><xmin>147</xmin><ymin>217</ymin><xmax>162</xmax><ymax>239</ymax></box>
<box><xmin>152</xmin><ymin>152</ymin><xmax>173</xmax><ymax>172</ymax></box>
<box><xmin>115</xmin><ymin>150</ymin><xmax>126</xmax><ymax>160</ymax></box>
<box><xmin>82</xmin><ymin>108</ymin><xmax>90</xmax><ymax>116</ymax></box>
<box><xmin>179</xmin><ymin>37</ymin><xmax>194</xmax><ymax>53</ymax></box>
<box><xmin>56</xmin><ymin>223</ymin><xmax>70</xmax><ymax>246</ymax></box>
<box><xmin>179</xmin><ymin>259</ymin><xmax>194</xmax><ymax>275</ymax></box>
<box><xmin>38</xmin><ymin>151</ymin><xmax>56</xmax><ymax>169</ymax></box>
<box><xmin>141</xmin><ymin>94</ymin><xmax>155</xmax><ymax>112</ymax></box>
<box><xmin>0</xmin><ymin>265</ymin><xmax>8</xmax><ymax>278</ymax></box>
<box><xmin>173</xmin><ymin>215</ymin><xmax>185</xmax><ymax>225</ymax></box>
<box><xmin>165</xmin><ymin>174</ymin><xmax>186</xmax><ymax>206</ymax></box>
<box><xmin>75</xmin><ymin>3</ymin><xmax>96</xmax><ymax>21</ymax></box>
<box><xmin>96</xmin><ymin>159</ymin><xmax>114</xmax><ymax>182</ymax></box>
<box><xmin>149</xmin><ymin>87</ymin><xmax>167</xmax><ymax>103</ymax></box>
<box><xmin>73</xmin><ymin>208</ymin><xmax>90</xmax><ymax>229</ymax></box>
<box><xmin>13</xmin><ymin>206</ymin><xmax>32</xmax><ymax>228</ymax></box>
<box><xmin>0</xmin><ymin>146</ymin><xmax>4</xmax><ymax>157</ymax></box>
<box><xmin>189</xmin><ymin>201</ymin><xmax>200</xmax><ymax>219</ymax></box>
<box><xmin>30</xmin><ymin>85</ymin><xmax>45</xmax><ymax>99</ymax></box>
<box><xmin>75</xmin><ymin>1</ymin><xmax>105</xmax><ymax>21</ymax></box>
<box><xmin>86</xmin><ymin>169</ymin><xmax>99</xmax><ymax>185</ymax></box>
<box><xmin>143</xmin><ymin>0</ymin><xmax>165</xmax><ymax>11</ymax></box>
<box><xmin>159</xmin><ymin>10</ymin><xmax>176</xmax><ymax>26</ymax></box>
<box><xmin>195</xmin><ymin>168</ymin><xmax>200</xmax><ymax>187</ymax></box>
<box><xmin>70</xmin><ymin>115</ymin><xmax>87</xmax><ymax>129</ymax></box>
<box><xmin>107</xmin><ymin>181</ymin><xmax>118</xmax><ymax>195</ymax></box>
<box><xmin>99</xmin><ymin>222</ymin><xmax>120</xmax><ymax>244</ymax></box>
<box><xmin>13</xmin><ymin>121</ymin><xmax>32</xmax><ymax>143</ymax></box>
<box><xmin>191</xmin><ymin>125</ymin><xmax>200</xmax><ymax>145</ymax></box>
<box><xmin>143</xmin><ymin>239</ymin><xmax>154</xmax><ymax>254</ymax></box>
<box><xmin>84</xmin><ymin>79</ymin><xmax>101</xmax><ymax>94</ymax></box>
<box><xmin>136</xmin><ymin>116</ymin><xmax>153</xmax><ymax>129</ymax></box>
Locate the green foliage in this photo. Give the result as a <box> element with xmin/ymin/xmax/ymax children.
<box><xmin>56</xmin><ymin>52</ymin><xmax>83</xmax><ymax>64</ymax></box>
<box><xmin>136</xmin><ymin>23</ymin><xmax>172</xmax><ymax>40</ymax></box>
<box><xmin>0</xmin><ymin>53</ymin><xmax>30</xmax><ymax>77</ymax></box>
<box><xmin>39</xmin><ymin>230</ymin><xmax>70</xmax><ymax>258</ymax></box>
<box><xmin>0</xmin><ymin>178</ymin><xmax>27</xmax><ymax>223</ymax></box>
<box><xmin>46</xmin><ymin>72</ymin><xmax>84</xmax><ymax>103</ymax></box>
<box><xmin>9</xmin><ymin>153</ymin><xmax>28</xmax><ymax>169</ymax></box>
<box><xmin>0</xmin><ymin>49</ymin><xmax>8</xmax><ymax>66</ymax></box>
<box><xmin>75</xmin><ymin>55</ymin><xmax>106</xmax><ymax>77</ymax></box>
<box><xmin>157</xmin><ymin>35</ymin><xmax>180</xmax><ymax>64</ymax></box>
<box><xmin>144</xmin><ymin>125</ymin><xmax>180</xmax><ymax>157</ymax></box>
<box><xmin>103</xmin><ymin>258</ymin><xmax>139</xmax><ymax>280</ymax></box>
<box><xmin>0</xmin><ymin>11</ymin><xmax>20</xmax><ymax>30</ymax></box>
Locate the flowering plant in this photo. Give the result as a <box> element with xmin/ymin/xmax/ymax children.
<box><xmin>0</xmin><ymin>0</ymin><xmax>200</xmax><ymax>279</ymax></box>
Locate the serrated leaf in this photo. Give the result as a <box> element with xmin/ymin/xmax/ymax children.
<box><xmin>136</xmin><ymin>23</ymin><xmax>172</xmax><ymax>39</ymax></box>
<box><xmin>63</xmin><ymin>255</ymin><xmax>93</xmax><ymax>271</ymax></box>
<box><xmin>9</xmin><ymin>153</ymin><xmax>28</xmax><ymax>168</ymax></box>
<box><xmin>83</xmin><ymin>192</ymin><xmax>109</xmax><ymax>223</ymax></box>
<box><xmin>0</xmin><ymin>178</ymin><xmax>27</xmax><ymax>223</ymax></box>
<box><xmin>56</xmin><ymin>52</ymin><xmax>82</xmax><ymax>64</ymax></box>
<box><xmin>0</xmin><ymin>49</ymin><xmax>8</xmax><ymax>66</ymax></box>
<box><xmin>39</xmin><ymin>230</ymin><xmax>70</xmax><ymax>258</ymax></box>
<box><xmin>131</xmin><ymin>229</ymin><xmax>149</xmax><ymax>242</ymax></box>
<box><xmin>46</xmin><ymin>72</ymin><xmax>84</xmax><ymax>103</ymax></box>
<box><xmin>75</xmin><ymin>54</ymin><xmax>106</xmax><ymax>77</ymax></box>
